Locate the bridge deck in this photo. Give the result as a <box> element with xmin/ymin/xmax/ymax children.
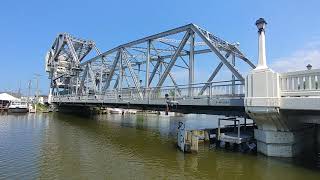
<box><xmin>53</xmin><ymin>94</ymin><xmax>245</xmax><ymax>116</ymax></box>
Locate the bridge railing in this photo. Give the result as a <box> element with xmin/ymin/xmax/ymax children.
<box><xmin>147</xmin><ymin>80</ymin><xmax>244</xmax><ymax>100</ymax></box>
<box><xmin>280</xmin><ymin>69</ymin><xmax>320</xmax><ymax>97</ymax></box>
<box><xmin>51</xmin><ymin>80</ymin><xmax>245</xmax><ymax>103</ymax></box>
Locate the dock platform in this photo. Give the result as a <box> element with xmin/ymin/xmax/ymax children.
<box><xmin>177</xmin><ymin>117</ymin><xmax>257</xmax><ymax>153</ymax></box>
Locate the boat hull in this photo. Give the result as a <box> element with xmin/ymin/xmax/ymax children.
<box><xmin>8</xmin><ymin>108</ymin><xmax>29</xmax><ymax>113</ymax></box>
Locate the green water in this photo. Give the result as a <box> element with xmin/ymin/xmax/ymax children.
<box><xmin>0</xmin><ymin>113</ymin><xmax>319</xmax><ymax>179</ymax></box>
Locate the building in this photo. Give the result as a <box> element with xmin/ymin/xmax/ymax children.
<box><xmin>0</xmin><ymin>93</ymin><xmax>20</xmax><ymax>109</ymax></box>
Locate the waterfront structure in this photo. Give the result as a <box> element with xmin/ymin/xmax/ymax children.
<box><xmin>0</xmin><ymin>93</ymin><xmax>20</xmax><ymax>111</ymax></box>
<box><xmin>0</xmin><ymin>93</ymin><xmax>20</xmax><ymax>102</ymax></box>
<box><xmin>8</xmin><ymin>101</ymin><xmax>28</xmax><ymax>113</ymax></box>
<box><xmin>0</xmin><ymin>93</ymin><xmax>17</xmax><ymax>111</ymax></box>
<box><xmin>45</xmin><ymin>19</ymin><xmax>320</xmax><ymax>157</ymax></box>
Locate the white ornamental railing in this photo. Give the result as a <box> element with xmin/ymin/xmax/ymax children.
<box><xmin>280</xmin><ymin>69</ymin><xmax>320</xmax><ymax>97</ymax></box>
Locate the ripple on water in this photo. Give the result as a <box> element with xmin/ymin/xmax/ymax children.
<box><xmin>0</xmin><ymin>113</ymin><xmax>320</xmax><ymax>179</ymax></box>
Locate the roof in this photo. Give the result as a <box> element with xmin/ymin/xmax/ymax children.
<box><xmin>0</xmin><ymin>93</ymin><xmax>20</xmax><ymax>101</ymax></box>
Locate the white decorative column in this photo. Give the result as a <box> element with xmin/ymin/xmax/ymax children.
<box><xmin>245</xmin><ymin>18</ymin><xmax>281</xmax><ymax>129</ymax></box>
<box><xmin>244</xmin><ymin>18</ymin><xmax>309</xmax><ymax>157</ymax></box>
<box><xmin>256</xmin><ymin>18</ymin><xmax>268</xmax><ymax>70</ymax></box>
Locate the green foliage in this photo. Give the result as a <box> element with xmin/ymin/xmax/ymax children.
<box><xmin>35</xmin><ymin>103</ymin><xmax>48</xmax><ymax>112</ymax></box>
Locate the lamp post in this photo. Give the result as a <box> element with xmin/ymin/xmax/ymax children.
<box><xmin>255</xmin><ymin>18</ymin><xmax>268</xmax><ymax>70</ymax></box>
<box><xmin>306</xmin><ymin>64</ymin><xmax>312</xmax><ymax>70</ymax></box>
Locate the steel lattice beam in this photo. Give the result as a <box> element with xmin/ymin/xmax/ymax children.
<box><xmin>46</xmin><ymin>23</ymin><xmax>255</xmax><ymax>101</ymax></box>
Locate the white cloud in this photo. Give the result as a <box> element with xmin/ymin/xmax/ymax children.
<box><xmin>270</xmin><ymin>40</ymin><xmax>320</xmax><ymax>72</ymax></box>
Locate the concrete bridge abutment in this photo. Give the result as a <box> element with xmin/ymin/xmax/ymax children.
<box><xmin>247</xmin><ymin>108</ymin><xmax>315</xmax><ymax>157</ymax></box>
<box><xmin>254</xmin><ymin>128</ymin><xmax>313</xmax><ymax>157</ymax></box>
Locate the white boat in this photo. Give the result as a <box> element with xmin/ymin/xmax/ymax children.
<box><xmin>107</xmin><ymin>108</ymin><xmax>139</xmax><ymax>114</ymax></box>
<box><xmin>8</xmin><ymin>101</ymin><xmax>29</xmax><ymax>113</ymax></box>
<box><xmin>108</xmin><ymin>108</ymin><xmax>124</xmax><ymax>114</ymax></box>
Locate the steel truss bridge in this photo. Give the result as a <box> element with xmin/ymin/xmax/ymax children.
<box><xmin>45</xmin><ymin>23</ymin><xmax>256</xmax><ymax>115</ymax></box>
<box><xmin>45</xmin><ymin>19</ymin><xmax>320</xmax><ymax>158</ymax></box>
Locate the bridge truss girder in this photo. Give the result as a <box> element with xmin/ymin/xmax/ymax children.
<box><xmin>45</xmin><ymin>33</ymin><xmax>104</xmax><ymax>96</ymax></box>
<box><xmin>46</xmin><ymin>23</ymin><xmax>255</xmax><ymax>99</ymax></box>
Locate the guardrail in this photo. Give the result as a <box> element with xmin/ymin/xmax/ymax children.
<box><xmin>147</xmin><ymin>81</ymin><xmax>244</xmax><ymax>100</ymax></box>
<box><xmin>280</xmin><ymin>69</ymin><xmax>320</xmax><ymax>97</ymax></box>
<box><xmin>52</xmin><ymin>80</ymin><xmax>245</xmax><ymax>103</ymax></box>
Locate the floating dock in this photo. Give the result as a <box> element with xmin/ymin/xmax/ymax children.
<box><xmin>177</xmin><ymin>117</ymin><xmax>257</xmax><ymax>153</ymax></box>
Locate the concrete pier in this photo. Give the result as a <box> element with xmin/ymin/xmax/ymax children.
<box><xmin>254</xmin><ymin>127</ymin><xmax>314</xmax><ymax>157</ymax></box>
<box><xmin>177</xmin><ymin>122</ymin><xmax>213</xmax><ymax>153</ymax></box>
<box><xmin>178</xmin><ymin>127</ymin><xmax>201</xmax><ymax>153</ymax></box>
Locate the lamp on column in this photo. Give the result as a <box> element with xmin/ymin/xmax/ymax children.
<box><xmin>256</xmin><ymin>18</ymin><xmax>267</xmax><ymax>32</ymax></box>
<box><xmin>255</xmin><ymin>18</ymin><xmax>268</xmax><ymax>70</ymax></box>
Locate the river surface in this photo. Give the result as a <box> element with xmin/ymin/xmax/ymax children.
<box><xmin>0</xmin><ymin>113</ymin><xmax>319</xmax><ymax>179</ymax></box>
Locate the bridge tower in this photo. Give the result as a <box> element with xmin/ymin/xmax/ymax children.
<box><xmin>245</xmin><ymin>18</ymin><xmax>314</xmax><ymax>157</ymax></box>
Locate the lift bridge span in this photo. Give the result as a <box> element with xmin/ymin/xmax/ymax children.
<box><xmin>45</xmin><ymin>23</ymin><xmax>320</xmax><ymax>116</ymax></box>
<box><xmin>45</xmin><ymin>24</ymin><xmax>255</xmax><ymax>115</ymax></box>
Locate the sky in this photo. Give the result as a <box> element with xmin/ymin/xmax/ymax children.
<box><xmin>0</xmin><ymin>0</ymin><xmax>319</xmax><ymax>95</ymax></box>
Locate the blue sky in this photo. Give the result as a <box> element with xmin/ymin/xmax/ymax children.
<box><xmin>0</xmin><ymin>0</ymin><xmax>319</xmax><ymax>95</ymax></box>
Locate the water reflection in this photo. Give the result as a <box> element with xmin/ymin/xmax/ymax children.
<box><xmin>0</xmin><ymin>113</ymin><xmax>319</xmax><ymax>179</ymax></box>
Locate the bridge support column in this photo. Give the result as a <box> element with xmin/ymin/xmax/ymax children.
<box><xmin>253</xmin><ymin>124</ymin><xmax>314</xmax><ymax>157</ymax></box>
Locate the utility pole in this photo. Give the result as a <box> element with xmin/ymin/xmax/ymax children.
<box><xmin>34</xmin><ymin>73</ymin><xmax>41</xmax><ymax>113</ymax></box>
<box><xmin>27</xmin><ymin>80</ymin><xmax>31</xmax><ymax>105</ymax></box>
